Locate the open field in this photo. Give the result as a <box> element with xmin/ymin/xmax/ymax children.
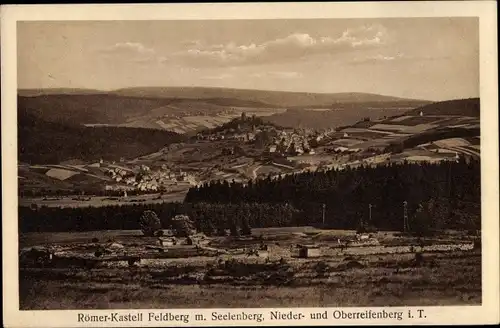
<box><xmin>19</xmin><ymin>227</ymin><xmax>480</xmax><ymax>309</ymax></box>
<box><xmin>385</xmin><ymin>116</ymin><xmax>445</xmax><ymax>126</ymax></box>
<box><xmin>19</xmin><ymin>191</ymin><xmax>188</xmax><ymax>208</ymax></box>
<box><xmin>369</xmin><ymin>123</ymin><xmax>438</xmax><ymax>134</ymax></box>
<box><xmin>119</xmin><ymin>107</ymin><xmax>285</xmax><ymax>134</ymax></box>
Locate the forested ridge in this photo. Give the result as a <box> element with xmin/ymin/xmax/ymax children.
<box><xmin>18</xmin><ymin>109</ymin><xmax>185</xmax><ymax>164</ymax></box>
<box><xmin>185</xmin><ymin>159</ymin><xmax>481</xmax><ymax>231</ymax></box>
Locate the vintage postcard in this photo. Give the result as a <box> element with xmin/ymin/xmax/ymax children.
<box><xmin>1</xmin><ymin>2</ymin><xmax>499</xmax><ymax>327</ymax></box>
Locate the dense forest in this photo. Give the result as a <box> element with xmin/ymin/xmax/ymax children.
<box><xmin>19</xmin><ymin>202</ymin><xmax>297</xmax><ymax>234</ymax></box>
<box><xmin>185</xmin><ymin>159</ymin><xmax>481</xmax><ymax>232</ymax></box>
<box><xmin>20</xmin><ymin>160</ymin><xmax>481</xmax><ymax>234</ymax></box>
<box><xmin>18</xmin><ymin>109</ymin><xmax>186</xmax><ymax>164</ymax></box>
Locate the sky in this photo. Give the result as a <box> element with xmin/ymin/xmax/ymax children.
<box><xmin>17</xmin><ymin>18</ymin><xmax>479</xmax><ymax>101</ymax></box>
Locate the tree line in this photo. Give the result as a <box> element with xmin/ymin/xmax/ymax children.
<box><xmin>20</xmin><ymin>188</ymin><xmax>163</xmax><ymax>198</ymax></box>
<box><xmin>19</xmin><ymin>202</ymin><xmax>298</xmax><ymax>234</ymax></box>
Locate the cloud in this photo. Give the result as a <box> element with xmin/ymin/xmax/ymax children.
<box><xmin>201</xmin><ymin>73</ymin><xmax>233</xmax><ymax>80</ymax></box>
<box><xmin>102</xmin><ymin>42</ymin><xmax>155</xmax><ymax>55</ymax></box>
<box><xmin>348</xmin><ymin>53</ymin><xmax>452</xmax><ymax>65</ymax></box>
<box><xmin>100</xmin><ymin>42</ymin><xmax>156</xmax><ymax>62</ymax></box>
<box><xmin>250</xmin><ymin>71</ymin><xmax>303</xmax><ymax>79</ymax></box>
<box><xmin>169</xmin><ymin>24</ymin><xmax>388</xmax><ymax>67</ymax></box>
<box><xmin>349</xmin><ymin>53</ymin><xmax>403</xmax><ymax>65</ymax></box>
<box><xmin>181</xmin><ymin>40</ymin><xmax>203</xmax><ymax>47</ymax></box>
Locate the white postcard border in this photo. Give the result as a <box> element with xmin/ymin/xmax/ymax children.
<box><xmin>2</xmin><ymin>2</ymin><xmax>498</xmax><ymax>327</ymax></box>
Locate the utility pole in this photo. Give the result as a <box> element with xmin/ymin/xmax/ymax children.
<box><xmin>322</xmin><ymin>203</ymin><xmax>326</xmax><ymax>226</ymax></box>
<box><xmin>359</xmin><ymin>209</ymin><xmax>364</xmax><ymax>229</ymax></box>
<box><xmin>403</xmin><ymin>200</ymin><xmax>409</xmax><ymax>232</ymax></box>
<box><xmin>448</xmin><ymin>161</ymin><xmax>452</xmax><ymax>197</ymax></box>
<box><xmin>369</xmin><ymin>204</ymin><xmax>373</xmax><ymax>222</ymax></box>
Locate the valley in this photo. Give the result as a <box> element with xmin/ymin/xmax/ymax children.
<box><xmin>17</xmin><ymin>88</ymin><xmax>480</xmax><ymax>208</ymax></box>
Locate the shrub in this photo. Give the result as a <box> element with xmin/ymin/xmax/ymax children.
<box><xmin>200</xmin><ymin>219</ymin><xmax>217</xmax><ymax>236</ymax></box>
<box><xmin>357</xmin><ymin>224</ymin><xmax>378</xmax><ymax>234</ymax></box>
<box><xmin>216</xmin><ymin>227</ymin><xmax>227</xmax><ymax>236</ymax></box>
<box><xmin>171</xmin><ymin>215</ymin><xmax>196</xmax><ymax>237</ymax></box>
<box><xmin>315</xmin><ymin>261</ymin><xmax>329</xmax><ymax>278</ymax></box>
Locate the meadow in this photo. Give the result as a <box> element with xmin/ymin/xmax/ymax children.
<box><xmin>19</xmin><ymin>227</ymin><xmax>481</xmax><ymax>309</ymax></box>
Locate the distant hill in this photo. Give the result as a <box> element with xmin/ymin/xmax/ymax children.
<box><xmin>17</xmin><ymin>94</ymin><xmax>283</xmax><ymax>133</ymax></box>
<box><xmin>18</xmin><ymin>109</ymin><xmax>186</xmax><ymax>164</ymax></box>
<box><xmin>263</xmin><ymin>98</ymin><xmax>480</xmax><ymax>130</ymax></box>
<box><xmin>404</xmin><ymin>98</ymin><xmax>480</xmax><ymax>117</ymax></box>
<box><xmin>18</xmin><ymin>94</ymin><xmax>176</xmax><ymax>125</ymax></box>
<box><xmin>263</xmin><ymin>101</ymin><xmax>428</xmax><ymax>130</ymax></box>
<box><xmin>110</xmin><ymin>86</ymin><xmax>427</xmax><ymax>108</ymax></box>
<box><xmin>18</xmin><ymin>88</ymin><xmax>108</xmax><ymax>97</ymax></box>
<box><xmin>324</xmin><ymin>97</ymin><xmax>481</xmax><ymax>157</ymax></box>
<box><xmin>18</xmin><ymin>87</ymin><xmax>430</xmax><ymax>133</ymax></box>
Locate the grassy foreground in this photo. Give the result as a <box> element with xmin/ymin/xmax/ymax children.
<box><xmin>20</xmin><ymin>250</ymin><xmax>480</xmax><ymax>309</ymax></box>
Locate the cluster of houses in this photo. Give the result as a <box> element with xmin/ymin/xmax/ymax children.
<box><xmin>197</xmin><ymin>133</ymin><xmax>225</xmax><ymax>141</ymax></box>
<box><xmin>104</xmin><ymin>166</ymin><xmax>135</xmax><ymax>183</ymax></box>
<box><xmin>103</xmin><ymin>164</ymin><xmax>197</xmax><ymax>192</ymax></box>
<box><xmin>330</xmin><ymin>146</ymin><xmax>362</xmax><ymax>153</ymax></box>
<box><xmin>229</xmin><ymin>132</ymin><xmax>257</xmax><ymax>142</ymax></box>
<box><xmin>197</xmin><ymin>126</ymin><xmax>262</xmax><ymax>143</ymax></box>
<box><xmin>268</xmin><ymin>130</ymin><xmax>315</xmax><ymax>156</ymax></box>
<box><xmin>195</xmin><ymin>120</ymin><xmax>343</xmax><ymax>159</ymax></box>
<box><xmin>308</xmin><ymin>128</ymin><xmax>336</xmax><ymax>143</ymax></box>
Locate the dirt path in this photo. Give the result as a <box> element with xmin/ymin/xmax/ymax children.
<box><xmin>252</xmin><ymin>165</ymin><xmax>262</xmax><ymax>179</ymax></box>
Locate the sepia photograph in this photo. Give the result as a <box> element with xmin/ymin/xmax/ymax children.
<box><xmin>2</xmin><ymin>2</ymin><xmax>499</xmax><ymax>327</ymax></box>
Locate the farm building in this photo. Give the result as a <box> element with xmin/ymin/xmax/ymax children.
<box><xmin>158</xmin><ymin>238</ymin><xmax>177</xmax><ymax>247</ymax></box>
<box><xmin>297</xmin><ymin>245</ymin><xmax>321</xmax><ymax>258</ymax></box>
<box><xmin>356</xmin><ymin>233</ymin><xmax>370</xmax><ymax>241</ymax></box>
<box><xmin>334</xmin><ymin>146</ymin><xmax>350</xmax><ymax>153</ymax></box>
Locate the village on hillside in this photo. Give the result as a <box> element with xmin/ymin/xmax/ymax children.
<box><xmin>18</xmin><ymin>102</ymin><xmax>480</xmax><ymax>203</ymax></box>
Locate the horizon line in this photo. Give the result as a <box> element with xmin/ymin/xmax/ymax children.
<box><xmin>15</xmin><ymin>85</ymin><xmax>445</xmax><ymax>102</ymax></box>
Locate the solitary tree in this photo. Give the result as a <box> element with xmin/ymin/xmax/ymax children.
<box><xmin>139</xmin><ymin>210</ymin><xmax>161</xmax><ymax>236</ymax></box>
